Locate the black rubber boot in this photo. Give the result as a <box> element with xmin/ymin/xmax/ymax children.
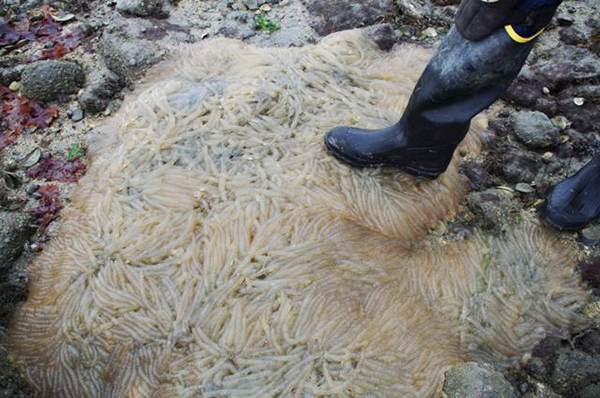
<box><xmin>325</xmin><ymin>26</ymin><xmax>537</xmax><ymax>179</ymax></box>
<box><xmin>540</xmin><ymin>156</ymin><xmax>600</xmax><ymax>231</ymax></box>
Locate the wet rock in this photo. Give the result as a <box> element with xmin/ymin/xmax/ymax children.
<box><xmin>556</xmin><ymin>98</ymin><xmax>600</xmax><ymax>134</ymax></box>
<box><xmin>431</xmin><ymin>4</ymin><xmax>457</xmax><ymax>26</ymax></box>
<box><xmin>100</xmin><ymin>34</ymin><xmax>164</xmax><ymax>82</ymax></box>
<box><xmin>305</xmin><ymin>0</ymin><xmax>393</xmax><ymax>36</ymax></box>
<box><xmin>0</xmin><ymin>212</ymin><xmax>35</xmax><ymax>271</ymax></box>
<box><xmin>443</xmin><ymin>362</ymin><xmax>517</xmax><ymax>398</ymax></box>
<box><xmin>79</xmin><ymin>69</ymin><xmax>124</xmax><ymax>114</ymax></box>
<box><xmin>559</xmin><ymin>27</ymin><xmax>587</xmax><ymax>46</ymax></box>
<box><xmin>0</xmin><ymin>357</ymin><xmax>34</xmax><ymax>398</ymax></box>
<box><xmin>138</xmin><ymin>21</ymin><xmax>191</xmax><ymax>41</ymax></box>
<box><xmin>575</xmin><ymin>328</ymin><xmax>600</xmax><ymax>356</ymax></box>
<box><xmin>561</xmin><ymin>84</ymin><xmax>600</xmax><ymax>101</ymax></box>
<box><xmin>530</xmin><ymin>47</ymin><xmax>600</xmax><ymax>90</ymax></box>
<box><xmin>555</xmin><ymin>85</ymin><xmax>600</xmax><ymax>134</ymax></box>
<box><xmin>116</xmin><ymin>0</ymin><xmax>168</xmax><ymax>18</ymax></box>
<box><xmin>582</xmin><ymin>224</ymin><xmax>600</xmax><ymax>242</ymax></box>
<box><xmin>252</xmin><ymin>24</ymin><xmax>317</xmax><ymax>47</ymax></box>
<box><xmin>579</xmin><ymin>383</ymin><xmax>600</xmax><ymax>398</ymax></box>
<box><xmin>218</xmin><ymin>20</ymin><xmax>256</xmax><ymax>40</ymax></box>
<box><xmin>70</xmin><ymin>108</ymin><xmax>84</xmax><ymax>122</ymax></box>
<box><xmin>502</xmin><ymin>80</ymin><xmax>558</xmax><ymax>116</ymax></box>
<box><xmin>25</xmin><ymin>184</ymin><xmax>39</xmax><ymax>196</ymax></box>
<box><xmin>578</xmin><ymin>258</ymin><xmax>600</xmax><ymax>297</ymax></box>
<box><xmin>460</xmin><ymin>161</ymin><xmax>497</xmax><ymax>191</ymax></box>
<box><xmin>556</xmin><ymin>11</ymin><xmax>574</xmax><ymax>27</ymax></box>
<box><xmin>241</xmin><ymin>0</ymin><xmax>271</xmax><ymax>10</ymax></box>
<box><xmin>550</xmin><ymin>349</ymin><xmax>600</xmax><ymax>395</ymax></box>
<box><xmin>499</xmin><ymin>147</ymin><xmax>539</xmax><ymax>184</ymax></box>
<box><xmin>363</xmin><ymin>24</ymin><xmax>401</xmax><ymax>51</ymax></box>
<box><xmin>227</xmin><ymin>10</ymin><xmax>252</xmax><ymax>23</ymax></box>
<box><xmin>466</xmin><ymin>188</ymin><xmax>515</xmax><ymax>233</ymax></box>
<box><xmin>512</xmin><ymin>110</ymin><xmax>560</xmax><ymax>149</ymax></box>
<box><xmin>0</xmin><ymin>64</ymin><xmax>25</xmax><ymax>87</ymax></box>
<box><xmin>523</xmin><ymin>336</ymin><xmax>563</xmax><ymax>383</ymax></box>
<box><xmin>20</xmin><ymin>60</ymin><xmax>85</xmax><ymax>102</ymax></box>
<box><xmin>396</xmin><ymin>0</ymin><xmax>432</xmax><ymax>19</ymax></box>
<box><xmin>562</xmin><ymin>129</ymin><xmax>598</xmax><ymax>159</ymax></box>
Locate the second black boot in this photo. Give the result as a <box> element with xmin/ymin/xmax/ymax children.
<box><xmin>325</xmin><ymin>26</ymin><xmax>538</xmax><ymax>179</ymax></box>
<box><xmin>540</xmin><ymin>156</ymin><xmax>600</xmax><ymax>231</ymax></box>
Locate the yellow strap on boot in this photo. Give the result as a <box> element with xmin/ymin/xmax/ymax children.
<box><xmin>504</xmin><ymin>24</ymin><xmax>545</xmax><ymax>43</ymax></box>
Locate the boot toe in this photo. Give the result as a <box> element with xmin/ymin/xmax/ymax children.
<box><xmin>539</xmin><ymin>202</ymin><xmax>588</xmax><ymax>231</ymax></box>
<box><xmin>540</xmin><ymin>182</ymin><xmax>600</xmax><ymax>231</ymax></box>
<box><xmin>324</xmin><ymin>127</ymin><xmax>373</xmax><ymax>168</ymax></box>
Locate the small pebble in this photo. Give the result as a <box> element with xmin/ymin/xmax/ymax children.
<box><xmin>582</xmin><ymin>225</ymin><xmax>600</xmax><ymax>241</ymax></box>
<box><xmin>9</xmin><ymin>81</ymin><xmax>20</xmax><ymax>91</ymax></box>
<box><xmin>542</xmin><ymin>152</ymin><xmax>553</xmax><ymax>162</ymax></box>
<box><xmin>542</xmin><ymin>87</ymin><xmax>550</xmax><ymax>95</ymax></box>
<box><xmin>30</xmin><ymin>242</ymin><xmax>44</xmax><ymax>252</ymax></box>
<box><xmin>422</xmin><ymin>27</ymin><xmax>438</xmax><ymax>37</ymax></box>
<box><xmin>70</xmin><ymin>108</ymin><xmax>84</xmax><ymax>122</ymax></box>
<box><xmin>515</xmin><ymin>183</ymin><xmax>534</xmax><ymax>193</ymax></box>
<box><xmin>26</xmin><ymin>184</ymin><xmax>40</xmax><ymax>196</ymax></box>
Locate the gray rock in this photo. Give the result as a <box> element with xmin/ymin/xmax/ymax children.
<box><xmin>530</xmin><ymin>47</ymin><xmax>600</xmax><ymax>90</ymax></box>
<box><xmin>70</xmin><ymin>108</ymin><xmax>84</xmax><ymax>122</ymax></box>
<box><xmin>500</xmin><ymin>147</ymin><xmax>538</xmax><ymax>184</ymax></box>
<box><xmin>575</xmin><ymin>328</ymin><xmax>600</xmax><ymax>356</ymax></box>
<box><xmin>0</xmin><ymin>212</ymin><xmax>35</xmax><ymax>271</ymax></box>
<box><xmin>305</xmin><ymin>0</ymin><xmax>394</xmax><ymax>36</ymax></box>
<box><xmin>396</xmin><ymin>0</ymin><xmax>432</xmax><ymax>19</ymax></box>
<box><xmin>443</xmin><ymin>362</ymin><xmax>517</xmax><ymax>398</ymax></box>
<box><xmin>503</xmin><ymin>80</ymin><xmax>558</xmax><ymax>117</ymax></box>
<box><xmin>550</xmin><ymin>349</ymin><xmax>600</xmax><ymax>394</ymax></box>
<box><xmin>522</xmin><ymin>336</ymin><xmax>563</xmax><ymax>384</ymax></box>
<box><xmin>0</xmin><ymin>65</ymin><xmax>25</xmax><ymax>87</ymax></box>
<box><xmin>559</xmin><ymin>27</ymin><xmax>587</xmax><ymax>46</ymax></box>
<box><xmin>251</xmin><ymin>24</ymin><xmax>316</xmax><ymax>47</ymax></box>
<box><xmin>556</xmin><ymin>86</ymin><xmax>600</xmax><ymax>134</ymax></box>
<box><xmin>578</xmin><ymin>383</ymin><xmax>600</xmax><ymax>398</ymax></box>
<box><xmin>227</xmin><ymin>10</ymin><xmax>253</xmax><ymax>23</ymax></box>
<box><xmin>116</xmin><ymin>0</ymin><xmax>168</xmax><ymax>18</ymax></box>
<box><xmin>512</xmin><ymin>110</ymin><xmax>560</xmax><ymax>149</ymax></box>
<box><xmin>100</xmin><ymin>34</ymin><xmax>164</xmax><ymax>81</ymax></box>
<box><xmin>363</xmin><ymin>24</ymin><xmax>401</xmax><ymax>51</ymax></box>
<box><xmin>431</xmin><ymin>4</ymin><xmax>457</xmax><ymax>26</ymax></box>
<box><xmin>218</xmin><ymin>20</ymin><xmax>256</xmax><ymax>40</ymax></box>
<box><xmin>20</xmin><ymin>60</ymin><xmax>85</xmax><ymax>102</ymax></box>
<box><xmin>0</xmin><ymin>357</ymin><xmax>34</xmax><ymax>398</ymax></box>
<box><xmin>461</xmin><ymin>161</ymin><xmax>497</xmax><ymax>190</ymax></box>
<box><xmin>466</xmin><ymin>188</ymin><xmax>515</xmax><ymax>234</ymax></box>
<box><xmin>78</xmin><ymin>69</ymin><xmax>124</xmax><ymax>114</ymax></box>
<box><xmin>241</xmin><ymin>0</ymin><xmax>270</xmax><ymax>10</ymax></box>
<box><xmin>582</xmin><ymin>225</ymin><xmax>600</xmax><ymax>241</ymax></box>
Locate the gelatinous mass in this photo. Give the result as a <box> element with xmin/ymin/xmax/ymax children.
<box><xmin>5</xmin><ymin>31</ymin><xmax>589</xmax><ymax>397</ymax></box>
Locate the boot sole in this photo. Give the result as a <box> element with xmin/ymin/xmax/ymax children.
<box><xmin>324</xmin><ymin>140</ymin><xmax>441</xmax><ymax>180</ymax></box>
